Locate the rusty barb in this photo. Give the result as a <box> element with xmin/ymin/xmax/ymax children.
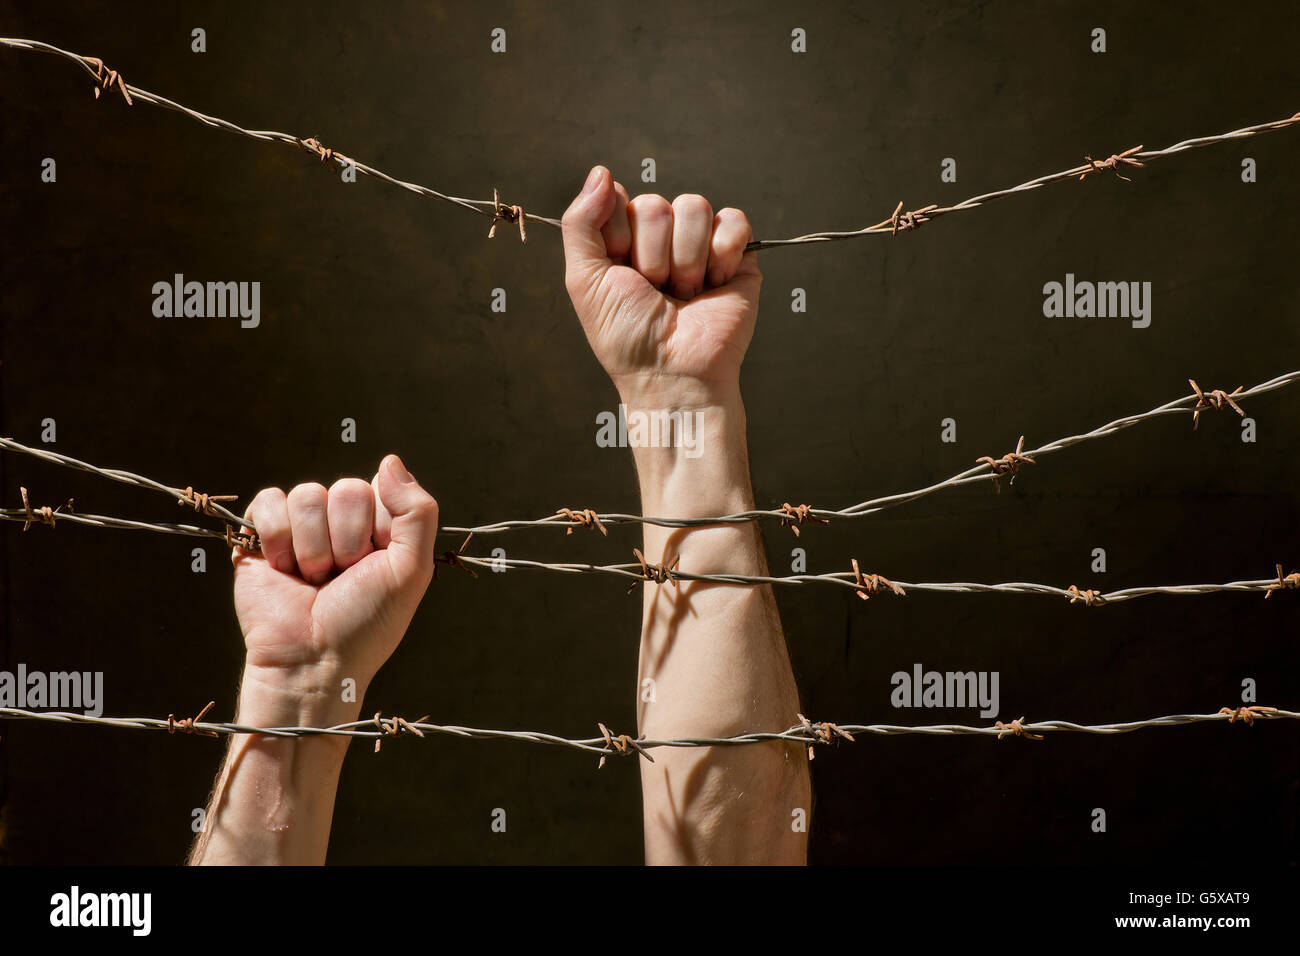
<box><xmin>596</xmin><ymin>722</ymin><xmax>653</xmax><ymax>769</ymax></box>
<box><xmin>977</xmin><ymin>435</ymin><xmax>1035</xmax><ymax>492</ymax></box>
<box><xmin>297</xmin><ymin>136</ymin><xmax>348</xmax><ymax>167</ymax></box>
<box><xmin>778</xmin><ymin>502</ymin><xmax>828</xmax><ymax>536</ymax></box>
<box><xmin>85</xmin><ymin>56</ymin><xmax>132</xmax><ymax>105</ymax></box>
<box><xmin>489</xmin><ymin>187</ymin><xmax>527</xmax><ymax>242</ymax></box>
<box><xmin>19</xmin><ymin>486</ymin><xmax>73</xmax><ymax>531</ymax></box>
<box><xmin>1265</xmin><ymin>564</ymin><xmax>1300</xmax><ymax>599</ymax></box>
<box><xmin>372</xmin><ymin>712</ymin><xmax>429</xmax><ymax>752</ymax></box>
<box><xmin>1218</xmin><ymin>705</ymin><xmax>1279</xmax><ymax>727</ymax></box>
<box><xmin>1065</xmin><ymin>585</ymin><xmax>1106</xmax><ymax>607</ymax></box>
<box><xmin>556</xmin><ymin>507</ymin><xmax>606</xmax><ymax>536</ymax></box>
<box><xmin>798</xmin><ymin>713</ymin><xmax>856</xmax><ymax>760</ymax></box>
<box><xmin>850</xmin><ymin>559</ymin><xmax>905</xmax><ymax>601</ymax></box>
<box><xmin>177</xmin><ymin>486</ymin><xmax>238</xmax><ymax>517</ymax></box>
<box><xmin>994</xmin><ymin>717</ymin><xmax>1044</xmax><ymax>741</ymax></box>
<box><xmin>1188</xmin><ymin>379</ymin><xmax>1245</xmax><ymax>430</ymax></box>
<box><xmin>1079</xmin><ymin>145</ymin><xmax>1144</xmax><ymax>181</ymax></box>
<box><xmin>627</xmin><ymin>548</ymin><xmax>681</xmax><ymax>594</ymax></box>
<box><xmin>886</xmin><ymin>201</ymin><xmax>939</xmax><ymax>235</ymax></box>
<box><xmin>167</xmin><ymin>701</ymin><xmax>218</xmax><ymax>737</ymax></box>
<box><xmin>435</xmin><ymin>533</ymin><xmax>478</xmax><ymax>579</ymax></box>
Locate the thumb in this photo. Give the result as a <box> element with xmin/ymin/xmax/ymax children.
<box><xmin>562</xmin><ymin>165</ymin><xmax>617</xmax><ymax>310</ymax></box>
<box><xmin>374</xmin><ymin>453</ymin><xmax>439</xmax><ymax>590</ymax></box>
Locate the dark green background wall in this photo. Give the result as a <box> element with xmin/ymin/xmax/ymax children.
<box><xmin>1</xmin><ymin>0</ymin><xmax>1297</xmax><ymax>864</ymax></box>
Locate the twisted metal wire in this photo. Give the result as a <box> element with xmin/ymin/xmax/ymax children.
<box><xmin>0</xmin><ymin>437</ymin><xmax>251</xmax><ymax>530</ymax></box>
<box><xmin>0</xmin><ymin>706</ymin><xmax>1292</xmax><ymax>758</ymax></box>
<box><xmin>2</xmin><ymin>38</ymin><xmax>1297</xmax><ymax>251</ymax></box>
<box><xmin>4</xmin><ymin>371</ymin><xmax>1295</xmax><ymax>549</ymax></box>
<box><xmin>440</xmin><ymin>555</ymin><xmax>1300</xmax><ymax>604</ymax></box>
<box><xmin>445</xmin><ymin>369</ymin><xmax>1300</xmax><ymax>535</ymax></box>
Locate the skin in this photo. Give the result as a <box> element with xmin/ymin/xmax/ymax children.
<box><xmin>188</xmin><ymin>454</ymin><xmax>438</xmax><ymax>865</ymax></box>
<box><xmin>189</xmin><ymin>165</ymin><xmax>809</xmax><ymax>866</ymax></box>
<box><xmin>562</xmin><ymin>165</ymin><xmax>811</xmax><ymax>864</ymax></box>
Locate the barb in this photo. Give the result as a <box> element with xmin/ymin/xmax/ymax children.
<box><xmin>1189</xmin><ymin>379</ymin><xmax>1245</xmax><ymax>430</ymax></box>
<box><xmin>2</xmin><ymin>39</ymin><xmax>1297</xmax><ymax>251</ymax></box>
<box><xmin>1</xmin><ymin>706</ymin><xmax>1294</xmax><ymax>755</ymax></box>
<box><xmin>439</xmin><ymin>369</ymin><xmax>1300</xmax><ymax>536</ymax></box>
<box><xmin>597</xmin><ymin>722</ymin><xmax>654</xmax><ymax>769</ymax></box>
<box><xmin>372</xmin><ymin>711</ymin><xmax>430</xmax><ymax>752</ymax></box>
<box><xmin>167</xmin><ymin>701</ymin><xmax>218</xmax><ymax>738</ymax></box>
<box><xmin>18</xmin><ymin>486</ymin><xmax>73</xmax><ymax>530</ymax></box>
<box><xmin>0</xmin><ymin>436</ymin><xmax>252</xmax><ymax>532</ymax></box>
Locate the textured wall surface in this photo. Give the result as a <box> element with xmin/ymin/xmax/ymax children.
<box><xmin>1</xmin><ymin>0</ymin><xmax>1297</xmax><ymax>864</ymax></box>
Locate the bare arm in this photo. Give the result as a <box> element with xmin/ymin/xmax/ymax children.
<box><xmin>189</xmin><ymin>455</ymin><xmax>439</xmax><ymax>865</ymax></box>
<box><xmin>562</xmin><ymin>166</ymin><xmax>811</xmax><ymax>864</ymax></box>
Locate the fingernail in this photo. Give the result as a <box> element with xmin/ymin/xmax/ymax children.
<box><xmin>274</xmin><ymin>553</ymin><xmax>295</xmax><ymax>574</ymax></box>
<box><xmin>582</xmin><ymin>166</ymin><xmax>604</xmax><ymax>195</ymax></box>
<box><xmin>387</xmin><ymin>455</ymin><xmax>415</xmax><ymax>484</ymax></box>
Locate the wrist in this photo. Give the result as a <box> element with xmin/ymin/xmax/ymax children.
<box><xmin>238</xmin><ymin>661</ymin><xmax>367</xmax><ymax>731</ymax></box>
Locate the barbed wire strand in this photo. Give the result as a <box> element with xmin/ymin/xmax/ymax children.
<box><xmin>446</xmin><ymin>369</ymin><xmax>1300</xmax><ymax>535</ymax></box>
<box><xmin>3</xmin><ymin>371</ymin><xmax>1295</xmax><ymax>549</ymax></box>
<box><xmin>4</xmin><ymin>497</ymin><xmax>1295</xmax><ymax>603</ymax></box>
<box><xmin>434</xmin><ymin>555</ymin><xmax>1300</xmax><ymax>604</ymax></box>
<box><xmin>0</xmin><ymin>706</ymin><xmax>1292</xmax><ymax>760</ymax></box>
<box><xmin>2</xmin><ymin>38</ymin><xmax>1297</xmax><ymax>251</ymax></box>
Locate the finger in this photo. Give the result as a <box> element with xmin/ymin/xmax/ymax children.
<box><xmin>373</xmin><ymin>454</ymin><xmax>439</xmax><ymax>593</ymax></box>
<box><xmin>371</xmin><ymin>474</ymin><xmax>394</xmax><ymax>549</ymax></box>
<box><xmin>562</xmin><ymin>165</ymin><xmax>619</xmax><ymax>312</ymax></box>
<box><xmin>600</xmin><ymin>180</ymin><xmax>632</xmax><ymax>262</ymax></box>
<box><xmin>327</xmin><ymin>478</ymin><xmax>376</xmax><ymax>571</ymax></box>
<box><xmin>707</xmin><ymin>207</ymin><xmax>753</xmax><ymax>288</ymax></box>
<box><xmin>669</xmin><ymin>194</ymin><xmax>714</xmax><ymax>299</ymax></box>
<box><xmin>286</xmin><ymin>482</ymin><xmax>333</xmax><ymax>585</ymax></box>
<box><xmin>243</xmin><ymin>487</ymin><xmax>295</xmax><ymax>574</ymax></box>
<box><xmin>628</xmin><ymin>194</ymin><xmax>673</xmax><ymax>288</ymax></box>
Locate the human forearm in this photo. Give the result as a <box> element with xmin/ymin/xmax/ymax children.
<box><xmin>628</xmin><ymin>390</ymin><xmax>810</xmax><ymax>864</ymax></box>
<box><xmin>188</xmin><ymin>665</ymin><xmax>360</xmax><ymax>866</ymax></box>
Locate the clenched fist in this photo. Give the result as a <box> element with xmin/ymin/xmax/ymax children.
<box><xmin>562</xmin><ymin>165</ymin><xmax>761</xmax><ymax>410</ymax></box>
<box><xmin>232</xmin><ymin>453</ymin><xmax>439</xmax><ymax>696</ymax></box>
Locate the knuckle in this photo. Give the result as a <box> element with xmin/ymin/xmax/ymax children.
<box><xmin>288</xmin><ymin>482</ymin><xmax>327</xmax><ymax>507</ymax></box>
<box><xmin>630</xmin><ymin>194</ymin><xmax>672</xmax><ymax>219</ymax></box>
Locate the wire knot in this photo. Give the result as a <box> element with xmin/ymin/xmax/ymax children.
<box><xmin>596</xmin><ymin>721</ymin><xmax>654</xmax><ymax>769</ymax></box>
<box><xmin>797</xmin><ymin>713</ymin><xmax>856</xmax><ymax>760</ymax></box>
<box><xmin>1218</xmin><ymin>705</ymin><xmax>1278</xmax><ymax>727</ymax></box>
<box><xmin>372</xmin><ymin>712</ymin><xmax>429</xmax><ymax>752</ymax></box>
<box><xmin>489</xmin><ymin>187</ymin><xmax>527</xmax><ymax>242</ymax></box>
<box><xmin>888</xmin><ymin>200</ymin><xmax>939</xmax><ymax>235</ymax></box>
<box><xmin>850</xmin><ymin>559</ymin><xmax>905</xmax><ymax>601</ymax></box>
<box><xmin>86</xmin><ymin>57</ymin><xmax>133</xmax><ymax>105</ymax></box>
<box><xmin>434</xmin><ymin>533</ymin><xmax>478</xmax><ymax>579</ymax></box>
<box><xmin>1265</xmin><ymin>564</ymin><xmax>1300</xmax><ymax>599</ymax></box>
<box><xmin>779</xmin><ymin>502</ymin><xmax>828</xmax><ymax>536</ymax></box>
<box><xmin>556</xmin><ymin>507</ymin><xmax>607</xmax><ymax>536</ymax></box>
<box><xmin>627</xmin><ymin>547</ymin><xmax>681</xmax><ymax>593</ymax></box>
<box><xmin>177</xmin><ymin>487</ymin><xmax>238</xmax><ymax>517</ymax></box>
<box><xmin>977</xmin><ymin>435</ymin><xmax>1035</xmax><ymax>491</ymax></box>
<box><xmin>298</xmin><ymin>136</ymin><xmax>342</xmax><ymax>165</ymax></box>
<box><xmin>1066</xmin><ymin>585</ymin><xmax>1106</xmax><ymax>606</ymax></box>
<box><xmin>167</xmin><ymin>701</ymin><xmax>218</xmax><ymax>737</ymax></box>
<box><xmin>1188</xmin><ymin>379</ymin><xmax>1245</xmax><ymax>430</ymax></box>
<box><xmin>224</xmin><ymin>523</ymin><xmax>260</xmax><ymax>553</ymax></box>
<box><xmin>19</xmin><ymin>486</ymin><xmax>74</xmax><ymax>530</ymax></box>
<box><xmin>1079</xmin><ymin>145</ymin><xmax>1144</xmax><ymax>181</ymax></box>
<box><xmin>994</xmin><ymin>716</ymin><xmax>1044</xmax><ymax>740</ymax></box>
